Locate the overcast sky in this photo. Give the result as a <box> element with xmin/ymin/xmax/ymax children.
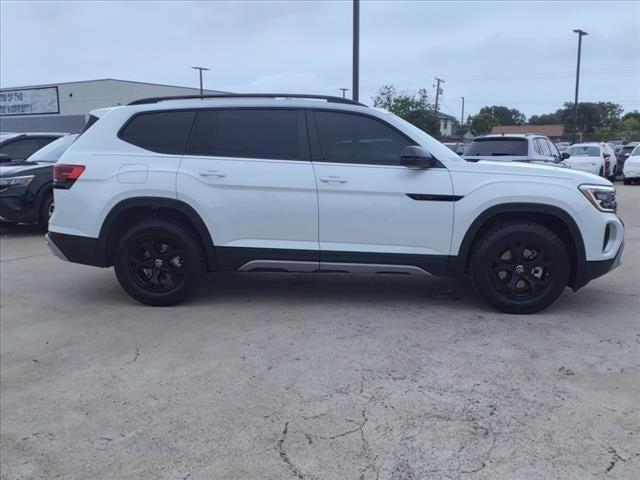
<box><xmin>1</xmin><ymin>0</ymin><xmax>639</xmax><ymax>118</ymax></box>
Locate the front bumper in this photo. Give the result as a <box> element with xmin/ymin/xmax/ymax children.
<box><xmin>573</xmin><ymin>239</ymin><xmax>624</xmax><ymax>290</ymax></box>
<box><xmin>0</xmin><ymin>190</ymin><xmax>39</xmax><ymax>223</ymax></box>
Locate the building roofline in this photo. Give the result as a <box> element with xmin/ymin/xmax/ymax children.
<box><xmin>0</xmin><ymin>78</ymin><xmax>228</xmax><ymax>93</ymax></box>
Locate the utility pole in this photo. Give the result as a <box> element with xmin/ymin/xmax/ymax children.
<box><xmin>460</xmin><ymin>96</ymin><xmax>465</xmax><ymax>126</ymax></box>
<box><xmin>352</xmin><ymin>0</ymin><xmax>360</xmax><ymax>102</ymax></box>
<box><xmin>192</xmin><ymin>66</ymin><xmax>210</xmax><ymax>96</ymax></box>
<box><xmin>434</xmin><ymin>77</ymin><xmax>445</xmax><ymax>113</ymax></box>
<box><xmin>572</xmin><ymin>29</ymin><xmax>588</xmax><ymax>144</ymax></box>
<box><xmin>339</xmin><ymin>88</ymin><xmax>350</xmax><ymax>99</ymax></box>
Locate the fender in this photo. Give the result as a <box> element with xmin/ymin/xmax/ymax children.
<box><xmin>98</xmin><ymin>197</ymin><xmax>216</xmax><ymax>269</ymax></box>
<box><xmin>446</xmin><ymin>202</ymin><xmax>587</xmax><ymax>288</ymax></box>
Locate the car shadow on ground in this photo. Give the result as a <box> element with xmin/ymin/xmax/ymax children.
<box><xmin>0</xmin><ymin>222</ymin><xmax>44</xmax><ymax>237</ymax></box>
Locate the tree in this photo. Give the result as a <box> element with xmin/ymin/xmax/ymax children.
<box><xmin>372</xmin><ymin>85</ymin><xmax>439</xmax><ymax>137</ymax></box>
<box><xmin>622</xmin><ymin>110</ymin><xmax>640</xmax><ymax>122</ymax></box>
<box><xmin>470</xmin><ymin>113</ymin><xmax>498</xmax><ymax>134</ymax></box>
<box><xmin>529</xmin><ymin>112</ymin><xmax>561</xmax><ymax>125</ymax></box>
<box><xmin>478</xmin><ymin>105</ymin><xmax>526</xmax><ymax>125</ymax></box>
<box><xmin>404</xmin><ymin>109</ymin><xmax>440</xmax><ymax>137</ymax></box>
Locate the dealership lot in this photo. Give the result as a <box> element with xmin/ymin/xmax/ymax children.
<box><xmin>1</xmin><ymin>186</ymin><xmax>638</xmax><ymax>479</ymax></box>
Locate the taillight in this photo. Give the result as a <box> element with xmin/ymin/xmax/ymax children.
<box><xmin>53</xmin><ymin>164</ymin><xmax>85</xmax><ymax>189</ymax></box>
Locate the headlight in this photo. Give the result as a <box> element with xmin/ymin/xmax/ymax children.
<box><xmin>579</xmin><ymin>184</ymin><xmax>617</xmax><ymax>212</ymax></box>
<box><xmin>0</xmin><ymin>175</ymin><xmax>35</xmax><ymax>188</ymax></box>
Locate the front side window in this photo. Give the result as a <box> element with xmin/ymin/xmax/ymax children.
<box><xmin>313</xmin><ymin>111</ymin><xmax>412</xmax><ymax>165</ymax></box>
<box><xmin>545</xmin><ymin>139</ymin><xmax>559</xmax><ymax>156</ymax></box>
<box><xmin>119</xmin><ymin>110</ymin><xmax>196</xmax><ymax>154</ymax></box>
<box><xmin>188</xmin><ymin>109</ymin><xmax>305</xmax><ymax>160</ymax></box>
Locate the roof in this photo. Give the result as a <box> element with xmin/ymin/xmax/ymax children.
<box><xmin>436</xmin><ymin>112</ymin><xmax>458</xmax><ymax>121</ymax></box>
<box><xmin>490</xmin><ymin>124</ymin><xmax>565</xmax><ymax>137</ymax></box>
<box><xmin>0</xmin><ymin>78</ymin><xmax>227</xmax><ymax>94</ymax></box>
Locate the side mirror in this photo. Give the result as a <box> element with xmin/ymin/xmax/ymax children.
<box><xmin>400</xmin><ymin>146</ymin><xmax>437</xmax><ymax>169</ymax></box>
<box><xmin>603</xmin><ymin>153</ymin><xmax>611</xmax><ymax>159</ymax></box>
<box><xmin>561</xmin><ymin>152</ymin><xmax>570</xmax><ymax>160</ymax></box>
<box><xmin>0</xmin><ymin>153</ymin><xmax>12</xmax><ymax>163</ymax></box>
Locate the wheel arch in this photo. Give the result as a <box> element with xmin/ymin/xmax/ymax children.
<box><xmin>448</xmin><ymin>203</ymin><xmax>586</xmax><ymax>289</ymax></box>
<box><xmin>98</xmin><ymin>197</ymin><xmax>216</xmax><ymax>270</ymax></box>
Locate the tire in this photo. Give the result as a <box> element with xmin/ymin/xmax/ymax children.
<box><xmin>623</xmin><ymin>178</ymin><xmax>631</xmax><ymax>185</ymax></box>
<box><xmin>113</xmin><ymin>218</ymin><xmax>205</xmax><ymax>306</ymax></box>
<box><xmin>598</xmin><ymin>166</ymin><xmax>604</xmax><ymax>177</ymax></box>
<box><xmin>38</xmin><ymin>191</ymin><xmax>54</xmax><ymax>232</ymax></box>
<box><xmin>470</xmin><ymin>222</ymin><xmax>570</xmax><ymax>314</ymax></box>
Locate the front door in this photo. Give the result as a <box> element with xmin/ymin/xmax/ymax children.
<box><xmin>309</xmin><ymin>110</ymin><xmax>454</xmax><ymax>274</ymax></box>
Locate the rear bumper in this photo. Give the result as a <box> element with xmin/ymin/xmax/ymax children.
<box><xmin>46</xmin><ymin>231</ymin><xmax>107</xmax><ymax>267</ymax></box>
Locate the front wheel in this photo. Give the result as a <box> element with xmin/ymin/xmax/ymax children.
<box><xmin>470</xmin><ymin>222</ymin><xmax>570</xmax><ymax>314</ymax></box>
<box><xmin>38</xmin><ymin>192</ymin><xmax>54</xmax><ymax>232</ymax></box>
<box><xmin>113</xmin><ymin>218</ymin><xmax>205</xmax><ymax>306</ymax></box>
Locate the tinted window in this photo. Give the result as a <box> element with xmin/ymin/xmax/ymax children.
<box><xmin>314</xmin><ymin>111</ymin><xmax>412</xmax><ymax>165</ymax></box>
<box><xmin>0</xmin><ymin>138</ymin><xmax>46</xmax><ymax>160</ymax></box>
<box><xmin>465</xmin><ymin>138</ymin><xmax>528</xmax><ymax>157</ymax></box>
<box><xmin>189</xmin><ymin>109</ymin><xmax>305</xmax><ymax>160</ymax></box>
<box><xmin>120</xmin><ymin>110</ymin><xmax>196</xmax><ymax>154</ymax></box>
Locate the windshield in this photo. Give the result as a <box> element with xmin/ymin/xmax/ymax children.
<box><xmin>26</xmin><ymin>134</ymin><xmax>78</xmax><ymax>162</ymax></box>
<box><xmin>465</xmin><ymin>138</ymin><xmax>528</xmax><ymax>156</ymax></box>
<box><xmin>386</xmin><ymin>113</ymin><xmax>464</xmax><ymax>162</ymax></box>
<box><xmin>568</xmin><ymin>145</ymin><xmax>600</xmax><ymax>157</ymax></box>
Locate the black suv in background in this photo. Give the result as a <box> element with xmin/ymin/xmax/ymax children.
<box><xmin>0</xmin><ymin>134</ymin><xmax>77</xmax><ymax>230</ymax></box>
<box><xmin>0</xmin><ymin>132</ymin><xmax>67</xmax><ymax>163</ymax></box>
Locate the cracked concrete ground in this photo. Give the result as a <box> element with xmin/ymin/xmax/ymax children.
<box><xmin>1</xmin><ymin>185</ymin><xmax>639</xmax><ymax>480</ymax></box>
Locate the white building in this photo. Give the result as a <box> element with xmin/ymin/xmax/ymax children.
<box><xmin>0</xmin><ymin>79</ymin><xmax>225</xmax><ymax>133</ymax></box>
<box><xmin>436</xmin><ymin>112</ymin><xmax>459</xmax><ymax>137</ymax></box>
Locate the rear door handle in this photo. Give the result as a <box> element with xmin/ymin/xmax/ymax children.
<box><xmin>199</xmin><ymin>170</ymin><xmax>227</xmax><ymax>178</ymax></box>
<box><xmin>319</xmin><ymin>176</ymin><xmax>348</xmax><ymax>183</ymax></box>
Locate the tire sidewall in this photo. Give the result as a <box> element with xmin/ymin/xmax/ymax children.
<box><xmin>114</xmin><ymin>220</ymin><xmax>204</xmax><ymax>306</ymax></box>
<box><xmin>471</xmin><ymin>224</ymin><xmax>570</xmax><ymax>314</ymax></box>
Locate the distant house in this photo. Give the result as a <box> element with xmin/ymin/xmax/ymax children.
<box><xmin>436</xmin><ymin>112</ymin><xmax>459</xmax><ymax>137</ymax></box>
<box><xmin>490</xmin><ymin>124</ymin><xmax>565</xmax><ymax>142</ymax></box>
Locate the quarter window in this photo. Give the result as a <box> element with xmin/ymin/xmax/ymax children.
<box><xmin>119</xmin><ymin>110</ymin><xmax>196</xmax><ymax>154</ymax></box>
<box><xmin>313</xmin><ymin>111</ymin><xmax>412</xmax><ymax>165</ymax></box>
<box><xmin>188</xmin><ymin>109</ymin><xmax>306</xmax><ymax>160</ymax></box>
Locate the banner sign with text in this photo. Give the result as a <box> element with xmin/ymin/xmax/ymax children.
<box><xmin>0</xmin><ymin>87</ymin><xmax>60</xmax><ymax>116</ymax></box>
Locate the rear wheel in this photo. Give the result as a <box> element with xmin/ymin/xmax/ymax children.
<box><xmin>38</xmin><ymin>192</ymin><xmax>54</xmax><ymax>232</ymax></box>
<box><xmin>113</xmin><ymin>218</ymin><xmax>205</xmax><ymax>306</ymax></box>
<box><xmin>470</xmin><ymin>222</ymin><xmax>570</xmax><ymax>314</ymax></box>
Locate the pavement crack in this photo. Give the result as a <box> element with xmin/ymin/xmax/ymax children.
<box><xmin>278</xmin><ymin>422</ymin><xmax>315</xmax><ymax>480</ymax></box>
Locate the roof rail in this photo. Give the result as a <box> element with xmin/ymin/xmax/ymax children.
<box><xmin>128</xmin><ymin>93</ymin><xmax>367</xmax><ymax>107</ymax></box>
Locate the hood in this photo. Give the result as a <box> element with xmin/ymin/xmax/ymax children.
<box><xmin>452</xmin><ymin>159</ymin><xmax>611</xmax><ymax>185</ymax></box>
<box><xmin>0</xmin><ymin>160</ymin><xmax>52</xmax><ymax>177</ymax></box>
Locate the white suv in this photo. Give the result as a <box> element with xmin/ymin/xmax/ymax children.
<box><xmin>47</xmin><ymin>94</ymin><xmax>624</xmax><ymax>314</ymax></box>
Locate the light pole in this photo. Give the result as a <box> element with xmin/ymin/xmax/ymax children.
<box><xmin>192</xmin><ymin>66</ymin><xmax>210</xmax><ymax>96</ymax></box>
<box><xmin>352</xmin><ymin>0</ymin><xmax>359</xmax><ymax>102</ymax></box>
<box><xmin>460</xmin><ymin>96</ymin><xmax>465</xmax><ymax>127</ymax></box>
<box><xmin>572</xmin><ymin>29</ymin><xmax>588</xmax><ymax>144</ymax></box>
<box><xmin>339</xmin><ymin>88</ymin><xmax>350</xmax><ymax>99</ymax></box>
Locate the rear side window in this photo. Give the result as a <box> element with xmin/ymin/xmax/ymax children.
<box><xmin>313</xmin><ymin>111</ymin><xmax>412</xmax><ymax>165</ymax></box>
<box><xmin>119</xmin><ymin>110</ymin><xmax>196</xmax><ymax>154</ymax></box>
<box><xmin>465</xmin><ymin>138</ymin><xmax>528</xmax><ymax>157</ymax></box>
<box><xmin>188</xmin><ymin>109</ymin><xmax>306</xmax><ymax>160</ymax></box>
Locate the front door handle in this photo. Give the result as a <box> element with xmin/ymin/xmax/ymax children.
<box><xmin>199</xmin><ymin>170</ymin><xmax>227</xmax><ymax>178</ymax></box>
<box><xmin>319</xmin><ymin>176</ymin><xmax>348</xmax><ymax>183</ymax></box>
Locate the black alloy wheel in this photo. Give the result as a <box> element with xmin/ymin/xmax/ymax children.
<box><xmin>471</xmin><ymin>222</ymin><xmax>570</xmax><ymax>314</ymax></box>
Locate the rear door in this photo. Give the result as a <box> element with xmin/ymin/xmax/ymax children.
<box><xmin>177</xmin><ymin>108</ymin><xmax>319</xmax><ymax>270</ymax></box>
<box><xmin>309</xmin><ymin>110</ymin><xmax>454</xmax><ymax>273</ymax></box>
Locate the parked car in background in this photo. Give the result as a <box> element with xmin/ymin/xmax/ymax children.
<box><xmin>600</xmin><ymin>142</ymin><xmax>617</xmax><ymax>180</ymax></box>
<box><xmin>0</xmin><ymin>132</ymin><xmax>67</xmax><ymax>163</ymax></box>
<box><xmin>615</xmin><ymin>144</ymin><xmax>637</xmax><ymax>176</ymax></box>
<box><xmin>463</xmin><ymin>134</ymin><xmax>568</xmax><ymax>166</ymax></box>
<box><xmin>443</xmin><ymin>142</ymin><xmax>468</xmax><ymax>155</ymax></box>
<box><xmin>555</xmin><ymin>141</ymin><xmax>570</xmax><ymax>153</ymax></box>
<box><xmin>565</xmin><ymin>143</ymin><xmax>611</xmax><ymax>178</ymax></box>
<box><xmin>46</xmin><ymin>94</ymin><xmax>623</xmax><ymax>314</ymax></box>
<box><xmin>623</xmin><ymin>144</ymin><xmax>640</xmax><ymax>185</ymax></box>
<box><xmin>0</xmin><ymin>134</ymin><xmax>77</xmax><ymax>229</ymax></box>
